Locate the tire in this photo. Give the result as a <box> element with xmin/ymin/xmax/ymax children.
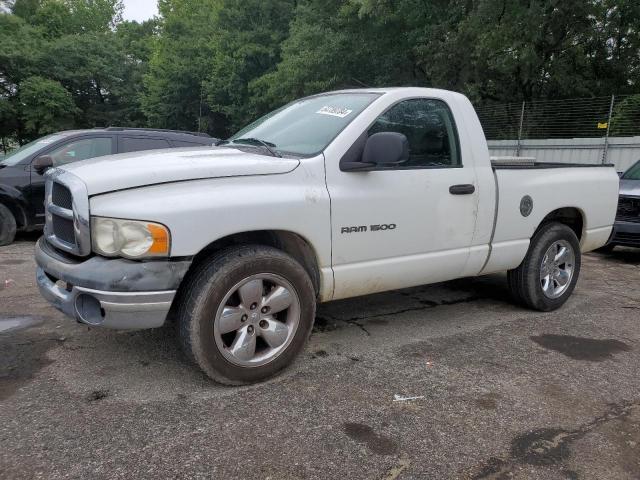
<box><xmin>0</xmin><ymin>204</ymin><xmax>17</xmax><ymax>246</ymax></box>
<box><xmin>177</xmin><ymin>245</ymin><xmax>316</xmax><ymax>385</ymax></box>
<box><xmin>507</xmin><ymin>222</ymin><xmax>581</xmax><ymax>312</ymax></box>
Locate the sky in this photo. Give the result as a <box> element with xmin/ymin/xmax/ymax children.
<box><xmin>0</xmin><ymin>0</ymin><xmax>13</xmax><ymax>14</ymax></box>
<box><xmin>122</xmin><ymin>0</ymin><xmax>158</xmax><ymax>22</ymax></box>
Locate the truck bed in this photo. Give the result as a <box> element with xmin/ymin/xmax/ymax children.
<box><xmin>480</xmin><ymin>162</ymin><xmax>619</xmax><ymax>275</ymax></box>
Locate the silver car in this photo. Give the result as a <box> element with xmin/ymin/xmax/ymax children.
<box><xmin>607</xmin><ymin>159</ymin><xmax>640</xmax><ymax>249</ymax></box>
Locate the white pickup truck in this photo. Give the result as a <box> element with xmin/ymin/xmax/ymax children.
<box><xmin>35</xmin><ymin>87</ymin><xmax>619</xmax><ymax>384</ymax></box>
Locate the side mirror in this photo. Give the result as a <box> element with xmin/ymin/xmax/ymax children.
<box><xmin>33</xmin><ymin>155</ymin><xmax>53</xmax><ymax>175</ymax></box>
<box><xmin>341</xmin><ymin>132</ymin><xmax>409</xmax><ymax>171</ymax></box>
<box><xmin>363</xmin><ymin>132</ymin><xmax>409</xmax><ymax>166</ymax></box>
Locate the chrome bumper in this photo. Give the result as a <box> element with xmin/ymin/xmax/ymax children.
<box><xmin>35</xmin><ymin>238</ymin><xmax>190</xmax><ymax>329</ymax></box>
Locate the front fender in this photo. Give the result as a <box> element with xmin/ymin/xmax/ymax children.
<box><xmin>87</xmin><ymin>157</ymin><xmax>333</xmax><ymax>269</ymax></box>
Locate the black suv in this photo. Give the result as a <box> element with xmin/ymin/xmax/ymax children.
<box><xmin>0</xmin><ymin>128</ymin><xmax>215</xmax><ymax>245</ymax></box>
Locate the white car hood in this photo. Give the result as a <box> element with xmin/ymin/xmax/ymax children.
<box><xmin>60</xmin><ymin>146</ymin><xmax>300</xmax><ymax>195</ymax></box>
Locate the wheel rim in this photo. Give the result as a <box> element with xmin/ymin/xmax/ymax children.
<box><xmin>540</xmin><ymin>240</ymin><xmax>575</xmax><ymax>299</ymax></box>
<box><xmin>213</xmin><ymin>273</ymin><xmax>301</xmax><ymax>367</ymax></box>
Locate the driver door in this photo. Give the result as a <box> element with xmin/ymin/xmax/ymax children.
<box><xmin>326</xmin><ymin>98</ymin><xmax>479</xmax><ymax>299</ymax></box>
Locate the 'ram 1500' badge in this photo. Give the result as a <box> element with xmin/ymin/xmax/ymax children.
<box><xmin>341</xmin><ymin>224</ymin><xmax>396</xmax><ymax>234</ymax></box>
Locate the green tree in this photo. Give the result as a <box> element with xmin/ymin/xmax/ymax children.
<box><xmin>114</xmin><ymin>19</ymin><xmax>158</xmax><ymax>126</ymax></box>
<box><xmin>11</xmin><ymin>0</ymin><xmax>41</xmax><ymax>21</ymax></box>
<box><xmin>29</xmin><ymin>0</ymin><xmax>123</xmax><ymax>37</ymax></box>
<box><xmin>18</xmin><ymin>75</ymin><xmax>77</xmax><ymax>137</ymax></box>
<box><xmin>43</xmin><ymin>32</ymin><xmax>145</xmax><ymax>127</ymax></box>
<box><xmin>142</xmin><ymin>0</ymin><xmax>221</xmax><ymax>134</ymax></box>
<box><xmin>1</xmin><ymin>0</ymin><xmax>145</xmax><ymax>143</ymax></box>
<box><xmin>252</xmin><ymin>0</ymin><xmax>447</xmax><ymax>112</ymax></box>
<box><xmin>143</xmin><ymin>0</ymin><xmax>294</xmax><ymax>137</ymax></box>
<box><xmin>204</xmin><ymin>0</ymin><xmax>296</xmax><ymax>134</ymax></box>
<box><xmin>610</xmin><ymin>95</ymin><xmax>640</xmax><ymax>136</ymax></box>
<box><xmin>0</xmin><ymin>12</ymin><xmax>45</xmax><ymax>143</ymax></box>
<box><xmin>0</xmin><ymin>98</ymin><xmax>19</xmax><ymax>152</ymax></box>
<box><xmin>3</xmin><ymin>0</ymin><xmax>640</xmax><ymax>146</ymax></box>
<box><xmin>254</xmin><ymin>0</ymin><xmax>640</xmax><ymax>111</ymax></box>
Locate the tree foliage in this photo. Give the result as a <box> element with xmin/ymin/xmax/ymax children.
<box><xmin>18</xmin><ymin>75</ymin><xmax>77</xmax><ymax>136</ymax></box>
<box><xmin>257</xmin><ymin>0</ymin><xmax>640</xmax><ymax>107</ymax></box>
<box><xmin>141</xmin><ymin>0</ymin><xmax>294</xmax><ymax>136</ymax></box>
<box><xmin>1</xmin><ymin>0</ymin><xmax>150</xmax><ymax>144</ymax></box>
<box><xmin>203</xmin><ymin>0</ymin><xmax>295</xmax><ymax>133</ymax></box>
<box><xmin>141</xmin><ymin>0</ymin><xmax>220</xmax><ymax>134</ymax></box>
<box><xmin>1</xmin><ymin>0</ymin><xmax>639</xmax><ymax>145</ymax></box>
<box><xmin>610</xmin><ymin>94</ymin><xmax>640</xmax><ymax>136</ymax></box>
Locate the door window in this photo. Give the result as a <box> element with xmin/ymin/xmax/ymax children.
<box><xmin>48</xmin><ymin>137</ymin><xmax>113</xmax><ymax>166</ymax></box>
<box><xmin>368</xmin><ymin>99</ymin><xmax>461</xmax><ymax>168</ymax></box>
<box><xmin>120</xmin><ymin>137</ymin><xmax>171</xmax><ymax>153</ymax></box>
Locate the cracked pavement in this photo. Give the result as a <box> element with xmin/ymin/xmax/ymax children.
<box><xmin>1</xmin><ymin>233</ymin><xmax>639</xmax><ymax>479</ymax></box>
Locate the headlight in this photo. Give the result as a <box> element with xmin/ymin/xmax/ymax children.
<box><xmin>91</xmin><ymin>217</ymin><xmax>170</xmax><ymax>259</ymax></box>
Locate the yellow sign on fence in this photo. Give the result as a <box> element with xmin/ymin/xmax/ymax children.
<box><xmin>597</xmin><ymin>122</ymin><xmax>608</xmax><ymax>129</ymax></box>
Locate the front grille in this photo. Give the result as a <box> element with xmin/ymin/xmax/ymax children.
<box><xmin>44</xmin><ymin>173</ymin><xmax>90</xmax><ymax>256</ymax></box>
<box><xmin>49</xmin><ymin>180</ymin><xmax>77</xmax><ymax>248</ymax></box>
<box><xmin>52</xmin><ymin>215</ymin><xmax>75</xmax><ymax>245</ymax></box>
<box><xmin>52</xmin><ymin>182</ymin><xmax>73</xmax><ymax>210</ymax></box>
<box><xmin>616</xmin><ymin>196</ymin><xmax>640</xmax><ymax>223</ymax></box>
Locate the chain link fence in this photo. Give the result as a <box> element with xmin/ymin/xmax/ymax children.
<box><xmin>475</xmin><ymin>94</ymin><xmax>640</xmax><ymax>167</ymax></box>
<box><xmin>476</xmin><ymin>94</ymin><xmax>640</xmax><ymax>140</ymax></box>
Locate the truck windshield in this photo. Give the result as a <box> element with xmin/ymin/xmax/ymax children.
<box><xmin>622</xmin><ymin>160</ymin><xmax>640</xmax><ymax>180</ymax></box>
<box><xmin>229</xmin><ymin>92</ymin><xmax>380</xmax><ymax>156</ymax></box>
<box><xmin>0</xmin><ymin>133</ymin><xmax>67</xmax><ymax>167</ymax></box>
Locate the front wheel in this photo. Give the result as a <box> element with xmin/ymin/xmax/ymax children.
<box><xmin>507</xmin><ymin>222</ymin><xmax>581</xmax><ymax>311</ymax></box>
<box><xmin>177</xmin><ymin>245</ymin><xmax>316</xmax><ymax>385</ymax></box>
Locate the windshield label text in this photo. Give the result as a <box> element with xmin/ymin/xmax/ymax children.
<box><xmin>316</xmin><ymin>106</ymin><xmax>353</xmax><ymax>118</ymax></box>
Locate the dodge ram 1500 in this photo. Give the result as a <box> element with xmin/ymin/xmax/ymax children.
<box><xmin>35</xmin><ymin>88</ymin><xmax>619</xmax><ymax>384</ymax></box>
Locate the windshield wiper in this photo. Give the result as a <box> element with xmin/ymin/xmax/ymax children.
<box><xmin>217</xmin><ymin>137</ymin><xmax>281</xmax><ymax>157</ymax></box>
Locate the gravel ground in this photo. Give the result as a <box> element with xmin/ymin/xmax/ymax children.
<box><xmin>1</xmin><ymin>233</ymin><xmax>639</xmax><ymax>479</ymax></box>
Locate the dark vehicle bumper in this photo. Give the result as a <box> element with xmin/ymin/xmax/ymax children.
<box><xmin>610</xmin><ymin>220</ymin><xmax>640</xmax><ymax>248</ymax></box>
<box><xmin>35</xmin><ymin>238</ymin><xmax>191</xmax><ymax>329</ymax></box>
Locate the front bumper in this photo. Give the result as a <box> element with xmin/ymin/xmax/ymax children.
<box><xmin>610</xmin><ymin>220</ymin><xmax>640</xmax><ymax>248</ymax></box>
<box><xmin>35</xmin><ymin>238</ymin><xmax>191</xmax><ymax>329</ymax></box>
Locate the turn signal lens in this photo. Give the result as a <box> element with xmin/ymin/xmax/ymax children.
<box><xmin>91</xmin><ymin>217</ymin><xmax>170</xmax><ymax>259</ymax></box>
<box><xmin>146</xmin><ymin>223</ymin><xmax>170</xmax><ymax>255</ymax></box>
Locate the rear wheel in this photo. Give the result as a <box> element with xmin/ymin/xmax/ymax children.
<box><xmin>0</xmin><ymin>204</ymin><xmax>17</xmax><ymax>246</ymax></box>
<box><xmin>507</xmin><ymin>222</ymin><xmax>581</xmax><ymax>311</ymax></box>
<box><xmin>177</xmin><ymin>245</ymin><xmax>316</xmax><ymax>385</ymax></box>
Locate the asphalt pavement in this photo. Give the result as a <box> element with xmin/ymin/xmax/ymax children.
<box><xmin>1</xmin><ymin>233</ymin><xmax>639</xmax><ymax>479</ymax></box>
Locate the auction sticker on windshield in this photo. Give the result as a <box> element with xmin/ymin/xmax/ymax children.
<box><xmin>316</xmin><ymin>106</ymin><xmax>353</xmax><ymax>118</ymax></box>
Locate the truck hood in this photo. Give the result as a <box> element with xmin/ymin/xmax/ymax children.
<box><xmin>619</xmin><ymin>178</ymin><xmax>640</xmax><ymax>197</ymax></box>
<box><xmin>60</xmin><ymin>146</ymin><xmax>300</xmax><ymax>195</ymax></box>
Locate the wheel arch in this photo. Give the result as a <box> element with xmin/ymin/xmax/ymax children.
<box><xmin>185</xmin><ymin>230</ymin><xmax>322</xmax><ymax>297</ymax></box>
<box><xmin>535</xmin><ymin>207</ymin><xmax>585</xmax><ymax>241</ymax></box>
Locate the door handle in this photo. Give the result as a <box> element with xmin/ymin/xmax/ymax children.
<box><xmin>449</xmin><ymin>184</ymin><xmax>475</xmax><ymax>195</ymax></box>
